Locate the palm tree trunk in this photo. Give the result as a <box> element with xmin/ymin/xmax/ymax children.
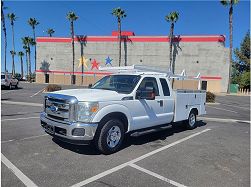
<box><xmin>20</xmin><ymin>56</ymin><xmax>24</xmax><ymax>79</ymax></box>
<box><xmin>118</xmin><ymin>18</ymin><xmax>121</xmax><ymax>67</ymax></box>
<box><xmin>227</xmin><ymin>4</ymin><xmax>233</xmax><ymax>94</ymax></box>
<box><xmin>25</xmin><ymin>51</ymin><xmax>28</xmax><ymax>78</ymax></box>
<box><xmin>169</xmin><ymin>23</ymin><xmax>174</xmax><ymax>74</ymax></box>
<box><xmin>71</xmin><ymin>21</ymin><xmax>75</xmax><ymax>84</ymax></box>
<box><xmin>11</xmin><ymin>54</ymin><xmax>15</xmax><ymax>75</ymax></box>
<box><xmin>28</xmin><ymin>47</ymin><xmax>31</xmax><ymax>82</ymax></box>
<box><xmin>11</xmin><ymin>23</ymin><xmax>15</xmax><ymax>75</ymax></box>
<box><xmin>1</xmin><ymin>6</ymin><xmax>7</xmax><ymax>75</ymax></box>
<box><xmin>33</xmin><ymin>29</ymin><xmax>37</xmax><ymax>74</ymax></box>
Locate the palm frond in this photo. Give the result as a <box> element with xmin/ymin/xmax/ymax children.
<box><xmin>112</xmin><ymin>7</ymin><xmax>126</xmax><ymax>19</ymax></box>
<box><xmin>165</xmin><ymin>11</ymin><xmax>179</xmax><ymax>23</ymax></box>
<box><xmin>66</xmin><ymin>11</ymin><xmax>78</xmax><ymax>21</ymax></box>
<box><xmin>18</xmin><ymin>51</ymin><xmax>24</xmax><ymax>56</ymax></box>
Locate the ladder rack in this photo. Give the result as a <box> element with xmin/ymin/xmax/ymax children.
<box><xmin>99</xmin><ymin>65</ymin><xmax>201</xmax><ymax>81</ymax></box>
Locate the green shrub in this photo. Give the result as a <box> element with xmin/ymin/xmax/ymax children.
<box><xmin>206</xmin><ymin>91</ymin><xmax>215</xmax><ymax>103</ymax></box>
<box><xmin>45</xmin><ymin>84</ymin><xmax>62</xmax><ymax>92</ymax></box>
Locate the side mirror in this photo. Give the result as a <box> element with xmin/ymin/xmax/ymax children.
<box><xmin>136</xmin><ymin>87</ymin><xmax>155</xmax><ymax>100</ymax></box>
<box><xmin>88</xmin><ymin>84</ymin><xmax>92</xmax><ymax>88</ymax></box>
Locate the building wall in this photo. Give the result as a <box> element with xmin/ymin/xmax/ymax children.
<box><xmin>36</xmin><ymin>35</ymin><xmax>229</xmax><ymax>92</ymax></box>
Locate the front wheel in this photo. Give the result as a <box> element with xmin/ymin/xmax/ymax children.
<box><xmin>95</xmin><ymin>119</ymin><xmax>125</xmax><ymax>155</ymax></box>
<box><xmin>9</xmin><ymin>83</ymin><xmax>12</xmax><ymax>90</ymax></box>
<box><xmin>15</xmin><ymin>82</ymin><xmax>18</xmax><ymax>89</ymax></box>
<box><xmin>186</xmin><ymin>110</ymin><xmax>197</xmax><ymax>129</ymax></box>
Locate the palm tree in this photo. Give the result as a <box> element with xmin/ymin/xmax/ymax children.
<box><xmin>112</xmin><ymin>7</ymin><xmax>127</xmax><ymax>67</ymax></box>
<box><xmin>1</xmin><ymin>1</ymin><xmax>7</xmax><ymax>75</ymax></box>
<box><xmin>165</xmin><ymin>11</ymin><xmax>179</xmax><ymax>74</ymax></box>
<box><xmin>7</xmin><ymin>13</ymin><xmax>17</xmax><ymax>75</ymax></box>
<box><xmin>23</xmin><ymin>45</ymin><xmax>29</xmax><ymax>78</ymax></box>
<box><xmin>46</xmin><ymin>28</ymin><xmax>55</xmax><ymax>37</ymax></box>
<box><xmin>18</xmin><ymin>51</ymin><xmax>24</xmax><ymax>79</ymax></box>
<box><xmin>22</xmin><ymin>37</ymin><xmax>35</xmax><ymax>82</ymax></box>
<box><xmin>66</xmin><ymin>11</ymin><xmax>78</xmax><ymax>84</ymax></box>
<box><xmin>28</xmin><ymin>18</ymin><xmax>39</xmax><ymax>73</ymax></box>
<box><xmin>10</xmin><ymin>50</ymin><xmax>16</xmax><ymax>75</ymax></box>
<box><xmin>220</xmin><ymin>0</ymin><xmax>239</xmax><ymax>94</ymax></box>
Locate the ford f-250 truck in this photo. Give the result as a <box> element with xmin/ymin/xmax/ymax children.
<box><xmin>40</xmin><ymin>66</ymin><xmax>206</xmax><ymax>154</ymax></box>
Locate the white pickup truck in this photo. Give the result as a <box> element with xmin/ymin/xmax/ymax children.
<box><xmin>40</xmin><ymin>66</ymin><xmax>206</xmax><ymax>154</ymax></box>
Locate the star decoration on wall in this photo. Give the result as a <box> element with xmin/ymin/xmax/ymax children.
<box><xmin>105</xmin><ymin>56</ymin><xmax>113</xmax><ymax>66</ymax></box>
<box><xmin>91</xmin><ymin>59</ymin><xmax>100</xmax><ymax>70</ymax></box>
<box><xmin>78</xmin><ymin>56</ymin><xmax>89</xmax><ymax>69</ymax></box>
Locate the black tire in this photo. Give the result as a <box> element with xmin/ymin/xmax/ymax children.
<box><xmin>9</xmin><ymin>83</ymin><xmax>12</xmax><ymax>90</ymax></box>
<box><xmin>15</xmin><ymin>82</ymin><xmax>18</xmax><ymax>89</ymax></box>
<box><xmin>185</xmin><ymin>110</ymin><xmax>197</xmax><ymax>129</ymax></box>
<box><xmin>95</xmin><ymin>119</ymin><xmax>125</xmax><ymax>155</ymax></box>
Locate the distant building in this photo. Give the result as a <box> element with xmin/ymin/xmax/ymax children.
<box><xmin>36</xmin><ymin>31</ymin><xmax>229</xmax><ymax>92</ymax></box>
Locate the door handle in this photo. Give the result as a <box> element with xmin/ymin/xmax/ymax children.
<box><xmin>157</xmin><ymin>100</ymin><xmax>163</xmax><ymax>107</ymax></box>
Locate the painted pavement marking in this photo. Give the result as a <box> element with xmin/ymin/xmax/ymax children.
<box><xmin>1</xmin><ymin>101</ymin><xmax>42</xmax><ymax>107</ymax></box>
<box><xmin>1</xmin><ymin>134</ymin><xmax>48</xmax><ymax>144</ymax></box>
<box><xmin>1</xmin><ymin>116</ymin><xmax>39</xmax><ymax>122</ymax></box>
<box><xmin>207</xmin><ymin>105</ymin><xmax>238</xmax><ymax>114</ymax></box>
<box><xmin>1</xmin><ymin>153</ymin><xmax>38</xmax><ymax>187</ymax></box>
<box><xmin>70</xmin><ymin>128</ymin><xmax>211</xmax><ymax>187</ymax></box>
<box><xmin>129</xmin><ymin>163</ymin><xmax>187</xmax><ymax>187</ymax></box>
<box><xmin>198</xmin><ymin>117</ymin><xmax>250</xmax><ymax>124</ymax></box>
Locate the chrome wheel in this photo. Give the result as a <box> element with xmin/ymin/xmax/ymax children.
<box><xmin>106</xmin><ymin>125</ymin><xmax>121</xmax><ymax>148</ymax></box>
<box><xmin>189</xmin><ymin>113</ymin><xmax>196</xmax><ymax>127</ymax></box>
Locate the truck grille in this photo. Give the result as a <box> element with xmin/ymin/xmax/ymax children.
<box><xmin>44</xmin><ymin>94</ymin><xmax>78</xmax><ymax>123</ymax></box>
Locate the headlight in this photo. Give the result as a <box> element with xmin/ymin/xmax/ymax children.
<box><xmin>77</xmin><ymin>102</ymin><xmax>99</xmax><ymax>122</ymax></box>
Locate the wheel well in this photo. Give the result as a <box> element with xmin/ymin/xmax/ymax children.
<box><xmin>99</xmin><ymin>112</ymin><xmax>129</xmax><ymax>132</ymax></box>
<box><xmin>191</xmin><ymin>108</ymin><xmax>198</xmax><ymax>115</ymax></box>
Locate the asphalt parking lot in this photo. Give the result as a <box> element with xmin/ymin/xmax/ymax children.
<box><xmin>1</xmin><ymin>82</ymin><xmax>250</xmax><ymax>187</ymax></box>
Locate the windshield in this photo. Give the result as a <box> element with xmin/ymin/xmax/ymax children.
<box><xmin>92</xmin><ymin>75</ymin><xmax>141</xmax><ymax>94</ymax></box>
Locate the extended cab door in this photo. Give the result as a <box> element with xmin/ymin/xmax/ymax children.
<box><xmin>159</xmin><ymin>78</ymin><xmax>175</xmax><ymax>123</ymax></box>
<box><xmin>130</xmin><ymin>77</ymin><xmax>168</xmax><ymax>130</ymax></box>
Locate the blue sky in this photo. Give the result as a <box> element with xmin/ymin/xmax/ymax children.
<box><xmin>1</xmin><ymin>0</ymin><xmax>250</xmax><ymax>74</ymax></box>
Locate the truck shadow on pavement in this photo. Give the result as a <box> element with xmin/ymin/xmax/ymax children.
<box><xmin>52</xmin><ymin>121</ymin><xmax>207</xmax><ymax>155</ymax></box>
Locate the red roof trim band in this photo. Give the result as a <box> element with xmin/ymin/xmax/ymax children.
<box><xmin>36</xmin><ymin>70</ymin><xmax>222</xmax><ymax>80</ymax></box>
<box><xmin>36</xmin><ymin>36</ymin><xmax>225</xmax><ymax>43</ymax></box>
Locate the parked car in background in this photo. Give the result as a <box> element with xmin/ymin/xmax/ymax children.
<box><xmin>1</xmin><ymin>73</ymin><xmax>19</xmax><ymax>89</ymax></box>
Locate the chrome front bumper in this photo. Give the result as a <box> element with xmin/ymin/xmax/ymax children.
<box><xmin>40</xmin><ymin>112</ymin><xmax>98</xmax><ymax>143</ymax></box>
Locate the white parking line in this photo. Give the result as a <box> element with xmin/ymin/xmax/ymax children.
<box><xmin>129</xmin><ymin>163</ymin><xmax>187</xmax><ymax>187</ymax></box>
<box><xmin>70</xmin><ymin>128</ymin><xmax>211</xmax><ymax>187</ymax></box>
<box><xmin>30</xmin><ymin>88</ymin><xmax>45</xmax><ymax>97</ymax></box>
<box><xmin>1</xmin><ymin>134</ymin><xmax>49</xmax><ymax>144</ymax></box>
<box><xmin>220</xmin><ymin>103</ymin><xmax>250</xmax><ymax>111</ymax></box>
<box><xmin>1</xmin><ymin>153</ymin><xmax>38</xmax><ymax>187</ymax></box>
<box><xmin>1</xmin><ymin>90</ymin><xmax>15</xmax><ymax>95</ymax></box>
<box><xmin>198</xmin><ymin>117</ymin><xmax>251</xmax><ymax>124</ymax></box>
<box><xmin>1</xmin><ymin>116</ymin><xmax>40</xmax><ymax>122</ymax></box>
<box><xmin>207</xmin><ymin>105</ymin><xmax>238</xmax><ymax>114</ymax></box>
<box><xmin>1</xmin><ymin>101</ymin><xmax>42</xmax><ymax>107</ymax></box>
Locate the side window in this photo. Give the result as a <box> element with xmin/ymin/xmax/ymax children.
<box><xmin>137</xmin><ymin>77</ymin><xmax>159</xmax><ymax>96</ymax></box>
<box><xmin>160</xmin><ymin>78</ymin><xmax>170</xmax><ymax>96</ymax></box>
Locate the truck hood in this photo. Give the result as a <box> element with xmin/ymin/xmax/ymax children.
<box><xmin>51</xmin><ymin>89</ymin><xmax>128</xmax><ymax>102</ymax></box>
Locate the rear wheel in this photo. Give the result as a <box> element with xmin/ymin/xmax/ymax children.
<box><xmin>186</xmin><ymin>110</ymin><xmax>197</xmax><ymax>129</ymax></box>
<box><xmin>9</xmin><ymin>83</ymin><xmax>12</xmax><ymax>90</ymax></box>
<box><xmin>95</xmin><ymin>119</ymin><xmax>125</xmax><ymax>154</ymax></box>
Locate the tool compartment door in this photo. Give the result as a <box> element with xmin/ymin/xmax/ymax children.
<box><xmin>173</xmin><ymin>90</ymin><xmax>206</xmax><ymax>122</ymax></box>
